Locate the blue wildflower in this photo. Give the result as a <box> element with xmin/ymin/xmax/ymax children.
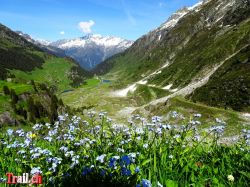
<box><xmin>82</xmin><ymin>167</ymin><xmax>93</xmax><ymax>176</ymax></box>
<box><xmin>121</xmin><ymin>167</ymin><xmax>131</xmax><ymax>176</ymax></box>
<box><xmin>96</xmin><ymin>154</ymin><xmax>106</xmax><ymax>163</ymax></box>
<box><xmin>63</xmin><ymin>173</ymin><xmax>70</xmax><ymax>178</ymax></box>
<box><xmin>59</xmin><ymin>146</ymin><xmax>68</xmax><ymax>153</ymax></box>
<box><xmin>194</xmin><ymin>113</ymin><xmax>202</xmax><ymax>118</ymax></box>
<box><xmin>30</xmin><ymin>167</ymin><xmax>42</xmax><ymax>176</ymax></box>
<box><xmin>142</xmin><ymin>179</ymin><xmax>152</xmax><ymax>187</ymax></box>
<box><xmin>100</xmin><ymin>169</ymin><xmax>106</xmax><ymax>176</ymax></box>
<box><xmin>209</xmin><ymin>125</ymin><xmax>225</xmax><ymax>134</ymax></box>
<box><xmin>152</xmin><ymin>116</ymin><xmax>162</xmax><ymax>123</ymax></box>
<box><xmin>135</xmin><ymin>166</ymin><xmax>140</xmax><ymax>173</ymax></box>
<box><xmin>121</xmin><ymin>155</ymin><xmax>131</xmax><ymax>166</ymax></box>
<box><xmin>0</xmin><ymin>178</ymin><xmax>6</xmax><ymax>182</ymax></box>
<box><xmin>143</xmin><ymin>144</ymin><xmax>148</xmax><ymax>149</ymax></box>
<box><xmin>31</xmin><ymin>153</ymin><xmax>41</xmax><ymax>159</ymax></box>
<box><xmin>7</xmin><ymin>129</ymin><xmax>13</xmax><ymax>136</ymax></box>
<box><xmin>109</xmin><ymin>157</ymin><xmax>116</xmax><ymax>168</ymax></box>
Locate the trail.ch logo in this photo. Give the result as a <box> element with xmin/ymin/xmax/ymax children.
<box><xmin>5</xmin><ymin>173</ymin><xmax>42</xmax><ymax>184</ymax></box>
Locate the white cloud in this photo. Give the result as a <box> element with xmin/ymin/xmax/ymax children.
<box><xmin>78</xmin><ymin>20</ymin><xmax>95</xmax><ymax>34</ymax></box>
<box><xmin>60</xmin><ymin>31</ymin><xmax>65</xmax><ymax>35</ymax></box>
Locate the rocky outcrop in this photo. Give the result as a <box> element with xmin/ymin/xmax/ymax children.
<box><xmin>0</xmin><ymin>112</ymin><xmax>18</xmax><ymax>127</ymax></box>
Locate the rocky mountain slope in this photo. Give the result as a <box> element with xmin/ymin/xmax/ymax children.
<box><xmin>49</xmin><ymin>34</ymin><xmax>133</xmax><ymax>70</ymax></box>
<box><xmin>16</xmin><ymin>31</ymin><xmax>67</xmax><ymax>57</ymax></box>
<box><xmin>93</xmin><ymin>0</ymin><xmax>250</xmax><ymax>112</ymax></box>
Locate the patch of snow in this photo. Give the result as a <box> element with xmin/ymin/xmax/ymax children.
<box><xmin>213</xmin><ymin>0</ymin><xmax>236</xmax><ymax>23</ymax></box>
<box><xmin>215</xmin><ymin>16</ymin><xmax>225</xmax><ymax>23</ymax></box>
<box><xmin>159</xmin><ymin>9</ymin><xmax>189</xmax><ymax>30</ymax></box>
<box><xmin>162</xmin><ymin>61</ymin><xmax>170</xmax><ymax>69</ymax></box>
<box><xmin>60</xmin><ymin>38</ymin><xmax>86</xmax><ymax>48</ymax></box>
<box><xmin>188</xmin><ymin>1</ymin><xmax>203</xmax><ymax>11</ymax></box>
<box><xmin>170</xmin><ymin>88</ymin><xmax>178</xmax><ymax>92</ymax></box>
<box><xmin>163</xmin><ymin>84</ymin><xmax>173</xmax><ymax>90</ymax></box>
<box><xmin>91</xmin><ymin>35</ymin><xmax>123</xmax><ymax>47</ymax></box>
<box><xmin>156</xmin><ymin>70</ymin><xmax>162</xmax><ymax>74</ymax></box>
<box><xmin>112</xmin><ymin>84</ymin><xmax>137</xmax><ymax>97</ymax></box>
<box><xmin>36</xmin><ymin>39</ymin><xmax>51</xmax><ymax>46</ymax></box>
<box><xmin>158</xmin><ymin>34</ymin><xmax>162</xmax><ymax>41</ymax></box>
<box><xmin>54</xmin><ymin>34</ymin><xmax>133</xmax><ymax>49</ymax></box>
<box><xmin>188</xmin><ymin>0</ymin><xmax>212</xmax><ymax>12</ymax></box>
<box><xmin>111</xmin><ymin>60</ymin><xmax>172</xmax><ymax>97</ymax></box>
<box><xmin>112</xmin><ymin>79</ymin><xmax>148</xmax><ymax>97</ymax></box>
<box><xmin>221</xmin><ymin>0</ymin><xmax>236</xmax><ymax>11</ymax></box>
<box><xmin>138</xmin><ymin>80</ymin><xmax>148</xmax><ymax>85</ymax></box>
<box><xmin>159</xmin><ymin>0</ymin><xmax>213</xmax><ymax>31</ymax></box>
<box><xmin>148</xmin><ymin>84</ymin><xmax>156</xmax><ymax>87</ymax></box>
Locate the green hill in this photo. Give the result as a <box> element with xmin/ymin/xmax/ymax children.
<box><xmin>0</xmin><ymin>23</ymin><xmax>90</xmax><ymax>90</ymax></box>
<box><xmin>0</xmin><ymin>23</ymin><xmax>91</xmax><ymax>126</ymax></box>
<box><xmin>190</xmin><ymin>45</ymin><xmax>250</xmax><ymax>112</ymax></box>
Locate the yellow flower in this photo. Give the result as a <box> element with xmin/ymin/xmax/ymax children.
<box><xmin>227</xmin><ymin>174</ymin><xmax>234</xmax><ymax>182</ymax></box>
<box><xmin>30</xmin><ymin>133</ymin><xmax>37</xmax><ymax>138</ymax></box>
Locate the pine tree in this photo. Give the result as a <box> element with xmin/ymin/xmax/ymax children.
<box><xmin>58</xmin><ymin>98</ymin><xmax>64</xmax><ymax>106</ymax></box>
<box><xmin>3</xmin><ymin>85</ymin><xmax>10</xmax><ymax>95</ymax></box>
<box><xmin>27</xmin><ymin>97</ymin><xmax>36</xmax><ymax>119</ymax></box>
<box><xmin>10</xmin><ymin>89</ymin><xmax>18</xmax><ymax>104</ymax></box>
<box><xmin>31</xmin><ymin>80</ymin><xmax>38</xmax><ymax>92</ymax></box>
<box><xmin>23</xmin><ymin>110</ymin><xmax>27</xmax><ymax>120</ymax></box>
<box><xmin>29</xmin><ymin>112</ymin><xmax>36</xmax><ymax>123</ymax></box>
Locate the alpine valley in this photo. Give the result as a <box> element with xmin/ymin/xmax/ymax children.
<box><xmin>0</xmin><ymin>0</ymin><xmax>250</xmax><ymax>134</ymax></box>
<box><xmin>1</xmin><ymin>0</ymin><xmax>250</xmax><ymax>186</ymax></box>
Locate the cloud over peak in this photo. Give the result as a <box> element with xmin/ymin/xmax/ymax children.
<box><xmin>78</xmin><ymin>20</ymin><xmax>95</xmax><ymax>34</ymax></box>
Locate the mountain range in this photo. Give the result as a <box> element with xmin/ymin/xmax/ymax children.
<box><xmin>50</xmin><ymin>35</ymin><xmax>133</xmax><ymax>70</ymax></box>
<box><xmin>17</xmin><ymin>32</ymin><xmax>133</xmax><ymax>70</ymax></box>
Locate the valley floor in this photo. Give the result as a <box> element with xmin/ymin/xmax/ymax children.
<box><xmin>61</xmin><ymin>78</ymin><xmax>250</xmax><ymax>137</ymax></box>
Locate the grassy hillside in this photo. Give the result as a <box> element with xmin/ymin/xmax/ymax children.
<box><xmin>132</xmin><ymin>84</ymin><xmax>170</xmax><ymax>105</ymax></box>
<box><xmin>0</xmin><ymin>37</ymin><xmax>45</xmax><ymax>79</ymax></box>
<box><xmin>93</xmin><ymin>0</ymin><xmax>250</xmax><ymax>112</ymax></box>
<box><xmin>10</xmin><ymin>56</ymin><xmax>77</xmax><ymax>92</ymax></box>
<box><xmin>0</xmin><ymin>23</ymin><xmax>46</xmax><ymax>79</ymax></box>
<box><xmin>190</xmin><ymin>45</ymin><xmax>250</xmax><ymax>112</ymax></box>
<box><xmin>149</xmin><ymin>18</ymin><xmax>250</xmax><ymax>89</ymax></box>
<box><xmin>0</xmin><ymin>80</ymin><xmax>66</xmax><ymax>126</ymax></box>
<box><xmin>0</xmin><ymin>23</ymin><xmax>90</xmax><ymax>88</ymax></box>
<box><xmin>0</xmin><ymin>23</ymin><xmax>91</xmax><ymax>127</ymax></box>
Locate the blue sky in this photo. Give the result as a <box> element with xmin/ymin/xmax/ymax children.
<box><xmin>0</xmin><ymin>0</ymin><xmax>199</xmax><ymax>41</ymax></box>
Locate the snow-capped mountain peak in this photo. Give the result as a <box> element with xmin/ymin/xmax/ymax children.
<box><xmin>159</xmin><ymin>7</ymin><xmax>190</xmax><ymax>30</ymax></box>
<box><xmin>52</xmin><ymin>34</ymin><xmax>132</xmax><ymax>49</ymax></box>
<box><xmin>159</xmin><ymin>0</ymin><xmax>212</xmax><ymax>31</ymax></box>
<box><xmin>16</xmin><ymin>31</ymin><xmax>34</xmax><ymax>43</ymax></box>
<box><xmin>49</xmin><ymin>34</ymin><xmax>133</xmax><ymax>70</ymax></box>
<box><xmin>15</xmin><ymin>30</ymin><xmax>133</xmax><ymax>70</ymax></box>
<box><xmin>36</xmin><ymin>39</ymin><xmax>51</xmax><ymax>46</ymax></box>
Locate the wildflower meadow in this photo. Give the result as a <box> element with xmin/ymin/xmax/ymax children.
<box><xmin>0</xmin><ymin>111</ymin><xmax>249</xmax><ymax>186</ymax></box>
